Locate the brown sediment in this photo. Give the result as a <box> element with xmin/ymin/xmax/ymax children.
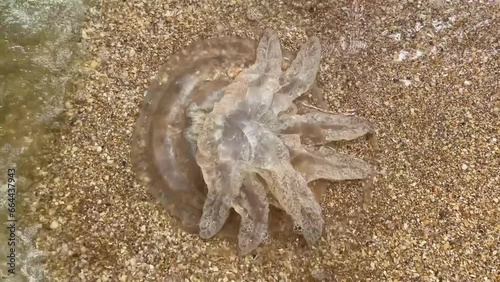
<box><xmin>28</xmin><ymin>0</ymin><xmax>499</xmax><ymax>281</ymax></box>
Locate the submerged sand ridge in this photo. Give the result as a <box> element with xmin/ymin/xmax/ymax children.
<box><xmin>28</xmin><ymin>0</ymin><xmax>498</xmax><ymax>281</ymax></box>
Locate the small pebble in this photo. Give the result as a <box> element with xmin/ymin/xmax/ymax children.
<box><xmin>50</xmin><ymin>221</ymin><xmax>60</xmax><ymax>229</ymax></box>
<box><xmin>90</xmin><ymin>60</ymin><xmax>99</xmax><ymax>69</ymax></box>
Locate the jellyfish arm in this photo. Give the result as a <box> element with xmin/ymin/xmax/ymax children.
<box><xmin>279</xmin><ymin>112</ymin><xmax>378</xmax><ymax>148</ymax></box>
<box><xmin>270</xmin><ymin>35</ymin><xmax>322</xmax><ymax>115</ymax></box>
<box><xmin>249</xmin><ymin>123</ymin><xmax>324</xmax><ymax>245</ymax></box>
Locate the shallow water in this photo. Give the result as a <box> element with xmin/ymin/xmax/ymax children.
<box><xmin>0</xmin><ymin>0</ymin><xmax>83</xmax><ymax>280</ymax></box>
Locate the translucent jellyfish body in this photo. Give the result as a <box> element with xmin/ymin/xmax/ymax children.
<box><xmin>132</xmin><ymin>29</ymin><xmax>377</xmax><ymax>255</ymax></box>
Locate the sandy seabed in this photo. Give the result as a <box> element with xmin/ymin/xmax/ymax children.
<box><xmin>27</xmin><ymin>0</ymin><xmax>498</xmax><ymax>281</ymax></box>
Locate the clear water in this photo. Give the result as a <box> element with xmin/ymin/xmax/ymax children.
<box><xmin>0</xmin><ymin>0</ymin><xmax>84</xmax><ymax>281</ymax></box>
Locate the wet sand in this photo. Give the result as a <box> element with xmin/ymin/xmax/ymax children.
<box><xmin>29</xmin><ymin>0</ymin><xmax>498</xmax><ymax>281</ymax></box>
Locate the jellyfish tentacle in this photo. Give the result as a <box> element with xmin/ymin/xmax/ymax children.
<box><xmin>291</xmin><ymin>147</ymin><xmax>374</xmax><ymax>183</ymax></box>
<box><xmin>239</xmin><ymin>29</ymin><xmax>283</xmax><ymax>121</ymax></box>
<box><xmin>271</xmin><ymin>36</ymin><xmax>321</xmax><ymax>115</ymax></box>
<box><xmin>196</xmin><ymin>116</ymin><xmax>250</xmax><ymax>238</ymax></box>
<box><xmin>278</xmin><ymin>112</ymin><xmax>376</xmax><ymax>145</ymax></box>
<box><xmin>258</xmin><ymin>166</ymin><xmax>324</xmax><ymax>245</ymax></box>
<box><xmin>233</xmin><ymin>173</ymin><xmax>270</xmax><ymax>255</ymax></box>
<box><xmin>280</xmin><ymin>36</ymin><xmax>321</xmax><ymax>97</ymax></box>
<box><xmin>280</xmin><ymin>133</ymin><xmax>373</xmax><ymax>183</ymax></box>
<box><xmin>199</xmin><ymin>187</ymin><xmax>234</xmax><ymax>239</ymax></box>
<box><xmin>250</xmin><ymin>123</ymin><xmax>324</xmax><ymax>245</ymax></box>
<box><xmin>238</xmin><ymin>28</ymin><xmax>283</xmax><ymax>80</ymax></box>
